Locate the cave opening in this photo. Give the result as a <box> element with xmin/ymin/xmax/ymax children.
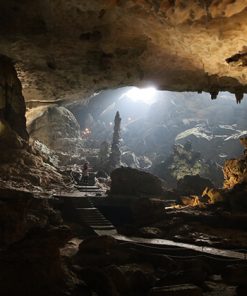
<box><xmin>50</xmin><ymin>87</ymin><xmax>247</xmax><ymax>192</ymax></box>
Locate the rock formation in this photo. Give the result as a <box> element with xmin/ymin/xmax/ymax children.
<box><xmin>153</xmin><ymin>142</ymin><xmax>222</xmax><ymax>188</ymax></box>
<box><xmin>0</xmin><ymin>55</ymin><xmax>28</xmax><ymax>149</ymax></box>
<box><xmin>28</xmin><ymin>105</ymin><xmax>82</xmax><ymax>153</ymax></box>
<box><xmin>223</xmin><ymin>137</ymin><xmax>247</xmax><ymax>189</ymax></box>
<box><xmin>0</xmin><ymin>188</ymin><xmax>73</xmax><ymax>296</ymax></box>
<box><xmin>109</xmin><ymin>111</ymin><xmax>121</xmax><ymax>171</ymax></box>
<box><xmin>1</xmin><ymin>1</ymin><xmax>247</xmax><ymax>103</ymax></box>
<box><xmin>110</xmin><ymin>167</ymin><xmax>165</xmax><ymax>197</ymax></box>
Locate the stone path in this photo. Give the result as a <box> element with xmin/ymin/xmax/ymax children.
<box><xmin>54</xmin><ymin>187</ymin><xmax>247</xmax><ymax>261</ymax></box>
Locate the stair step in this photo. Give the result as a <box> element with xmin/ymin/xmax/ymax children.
<box><xmin>91</xmin><ymin>225</ymin><xmax>116</xmax><ymax>230</ymax></box>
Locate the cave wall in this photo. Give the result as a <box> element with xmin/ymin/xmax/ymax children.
<box><xmin>1</xmin><ymin>1</ymin><xmax>247</xmax><ymax>102</ymax></box>
<box><xmin>0</xmin><ymin>55</ymin><xmax>28</xmax><ymax>148</ymax></box>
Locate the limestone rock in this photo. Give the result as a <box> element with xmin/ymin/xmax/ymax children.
<box><xmin>28</xmin><ymin>106</ymin><xmax>82</xmax><ymax>152</ymax></box>
<box><xmin>0</xmin><ymin>55</ymin><xmax>28</xmax><ymax>148</ymax></box>
<box><xmin>121</xmin><ymin>151</ymin><xmax>140</xmax><ymax>168</ymax></box>
<box><xmin>0</xmin><ymin>144</ymin><xmax>67</xmax><ymax>192</ymax></box>
<box><xmin>223</xmin><ymin>138</ymin><xmax>247</xmax><ymax>189</ymax></box>
<box><xmin>0</xmin><ymin>188</ymin><xmax>63</xmax><ymax>246</ymax></box>
<box><xmin>202</xmin><ymin>187</ymin><xmax>225</xmax><ymax>204</ymax></box>
<box><xmin>154</xmin><ymin>143</ymin><xmax>219</xmax><ymax>188</ymax></box>
<box><xmin>177</xmin><ymin>174</ymin><xmax>214</xmax><ymax>195</ymax></box>
<box><xmin>2</xmin><ymin>2</ymin><xmax>247</xmax><ymax>101</ymax></box>
<box><xmin>110</xmin><ymin>167</ymin><xmax>165</xmax><ymax>196</ymax></box>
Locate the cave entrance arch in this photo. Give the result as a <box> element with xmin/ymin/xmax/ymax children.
<box><xmin>54</xmin><ymin>87</ymin><xmax>247</xmax><ymax>189</ymax></box>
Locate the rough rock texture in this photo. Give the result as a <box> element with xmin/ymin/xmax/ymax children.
<box><xmin>28</xmin><ymin>105</ymin><xmax>82</xmax><ymax>152</ymax></box>
<box><xmin>0</xmin><ymin>139</ymin><xmax>68</xmax><ymax>192</ymax></box>
<box><xmin>131</xmin><ymin>197</ymin><xmax>165</xmax><ymax>225</ymax></box>
<box><xmin>1</xmin><ymin>1</ymin><xmax>247</xmax><ymax>102</ymax></box>
<box><xmin>110</xmin><ymin>167</ymin><xmax>165</xmax><ymax>196</ymax></box>
<box><xmin>153</xmin><ymin>143</ymin><xmax>222</xmax><ymax>188</ymax></box>
<box><xmin>0</xmin><ymin>189</ymin><xmax>73</xmax><ymax>296</ymax></box>
<box><xmin>223</xmin><ymin>137</ymin><xmax>247</xmax><ymax>188</ymax></box>
<box><xmin>0</xmin><ymin>54</ymin><xmax>28</xmax><ymax>148</ymax></box>
<box><xmin>0</xmin><ymin>188</ymin><xmax>63</xmax><ymax>246</ymax></box>
<box><xmin>177</xmin><ymin>174</ymin><xmax>214</xmax><ymax>195</ymax></box>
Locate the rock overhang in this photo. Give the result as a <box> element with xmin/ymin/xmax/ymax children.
<box><xmin>0</xmin><ymin>0</ymin><xmax>247</xmax><ymax>103</ymax></box>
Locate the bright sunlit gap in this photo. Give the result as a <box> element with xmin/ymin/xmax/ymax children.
<box><xmin>121</xmin><ymin>87</ymin><xmax>157</xmax><ymax>105</ymax></box>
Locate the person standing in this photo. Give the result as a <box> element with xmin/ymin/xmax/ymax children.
<box><xmin>82</xmin><ymin>162</ymin><xmax>89</xmax><ymax>185</ymax></box>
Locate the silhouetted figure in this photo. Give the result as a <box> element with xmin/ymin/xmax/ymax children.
<box><xmin>82</xmin><ymin>162</ymin><xmax>89</xmax><ymax>185</ymax></box>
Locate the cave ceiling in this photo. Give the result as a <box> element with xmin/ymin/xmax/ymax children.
<box><xmin>1</xmin><ymin>0</ymin><xmax>247</xmax><ymax>103</ymax></box>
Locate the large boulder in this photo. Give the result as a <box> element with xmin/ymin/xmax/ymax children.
<box><xmin>110</xmin><ymin>167</ymin><xmax>165</xmax><ymax>196</ymax></box>
<box><xmin>131</xmin><ymin>198</ymin><xmax>165</xmax><ymax>225</ymax></box>
<box><xmin>177</xmin><ymin>174</ymin><xmax>214</xmax><ymax>195</ymax></box>
<box><xmin>28</xmin><ymin>106</ymin><xmax>82</xmax><ymax>153</ymax></box>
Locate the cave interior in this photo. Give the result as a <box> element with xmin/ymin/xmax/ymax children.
<box><xmin>1</xmin><ymin>1</ymin><xmax>247</xmax><ymax>296</ymax></box>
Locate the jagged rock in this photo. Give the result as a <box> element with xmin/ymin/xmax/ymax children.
<box><xmin>202</xmin><ymin>187</ymin><xmax>224</xmax><ymax>204</ymax></box>
<box><xmin>0</xmin><ymin>188</ymin><xmax>63</xmax><ymax>246</ymax></box>
<box><xmin>0</xmin><ymin>144</ymin><xmax>67</xmax><ymax>192</ymax></box>
<box><xmin>154</xmin><ymin>143</ymin><xmax>220</xmax><ymax>188</ymax></box>
<box><xmin>121</xmin><ymin>151</ymin><xmax>140</xmax><ymax>168</ymax></box>
<box><xmin>223</xmin><ymin>137</ymin><xmax>247</xmax><ymax>189</ymax></box>
<box><xmin>110</xmin><ymin>167</ymin><xmax>165</xmax><ymax>196</ymax></box>
<box><xmin>177</xmin><ymin>175</ymin><xmax>214</xmax><ymax>195</ymax></box>
<box><xmin>149</xmin><ymin>284</ymin><xmax>202</xmax><ymax>296</ymax></box>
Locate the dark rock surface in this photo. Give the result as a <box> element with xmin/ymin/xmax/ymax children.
<box><xmin>0</xmin><ymin>188</ymin><xmax>73</xmax><ymax>296</ymax></box>
<box><xmin>110</xmin><ymin>167</ymin><xmax>165</xmax><ymax>196</ymax></box>
<box><xmin>177</xmin><ymin>174</ymin><xmax>214</xmax><ymax>195</ymax></box>
<box><xmin>0</xmin><ymin>55</ymin><xmax>28</xmax><ymax>148</ymax></box>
